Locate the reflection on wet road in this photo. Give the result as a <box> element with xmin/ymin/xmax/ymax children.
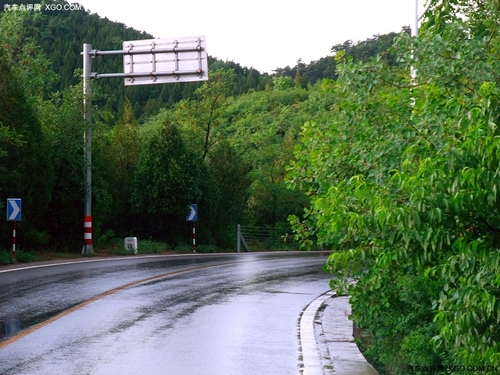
<box><xmin>0</xmin><ymin>252</ymin><xmax>331</xmax><ymax>374</ymax></box>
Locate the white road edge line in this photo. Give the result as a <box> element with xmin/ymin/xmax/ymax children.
<box><xmin>0</xmin><ymin>254</ymin><xmax>197</xmax><ymax>274</ymax></box>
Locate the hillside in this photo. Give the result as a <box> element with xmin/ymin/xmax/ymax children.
<box><xmin>0</xmin><ymin>0</ymin><xmax>407</xmax><ymax>252</ymax></box>
<box><xmin>1</xmin><ymin>0</ymin><xmax>405</xmax><ymax>122</ymax></box>
<box><xmin>0</xmin><ymin>0</ymin><xmax>272</xmax><ymax>121</ymax></box>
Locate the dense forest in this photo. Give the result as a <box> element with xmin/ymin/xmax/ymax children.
<box><xmin>3</xmin><ymin>0</ymin><xmax>499</xmax><ymax>373</ymax></box>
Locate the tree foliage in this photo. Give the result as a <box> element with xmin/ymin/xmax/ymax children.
<box><xmin>287</xmin><ymin>1</ymin><xmax>500</xmax><ymax>371</ymax></box>
<box><xmin>223</xmin><ymin>84</ymin><xmax>312</xmax><ymax>227</ymax></box>
<box><xmin>0</xmin><ymin>10</ymin><xmax>54</xmax><ymax>248</ymax></box>
<box><xmin>94</xmin><ymin>98</ymin><xmax>140</xmax><ymax>238</ymax></box>
<box><xmin>132</xmin><ymin>120</ymin><xmax>203</xmax><ymax>243</ymax></box>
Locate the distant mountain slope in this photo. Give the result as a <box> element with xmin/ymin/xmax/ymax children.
<box><xmin>0</xmin><ymin>0</ymin><xmax>404</xmax><ymax>122</ymax></box>
<box><xmin>0</xmin><ymin>0</ymin><xmax>271</xmax><ymax>122</ymax></box>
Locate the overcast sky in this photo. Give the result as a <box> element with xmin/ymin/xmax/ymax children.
<box><xmin>74</xmin><ymin>0</ymin><xmax>423</xmax><ymax>73</ymax></box>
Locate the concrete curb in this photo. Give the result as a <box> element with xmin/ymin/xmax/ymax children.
<box><xmin>299</xmin><ymin>291</ymin><xmax>379</xmax><ymax>375</ymax></box>
<box><xmin>300</xmin><ymin>290</ymin><xmax>336</xmax><ymax>375</ymax></box>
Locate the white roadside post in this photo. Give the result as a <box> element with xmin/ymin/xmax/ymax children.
<box><xmin>81</xmin><ymin>37</ymin><xmax>208</xmax><ymax>255</ymax></box>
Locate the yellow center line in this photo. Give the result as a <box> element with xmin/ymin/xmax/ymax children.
<box><xmin>0</xmin><ymin>261</ymin><xmax>242</xmax><ymax>349</ymax></box>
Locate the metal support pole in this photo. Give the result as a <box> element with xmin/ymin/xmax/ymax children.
<box><xmin>240</xmin><ymin>231</ymin><xmax>250</xmax><ymax>253</ymax></box>
<box><xmin>236</xmin><ymin>224</ymin><xmax>241</xmax><ymax>253</ymax></box>
<box><xmin>236</xmin><ymin>224</ymin><xmax>250</xmax><ymax>253</ymax></box>
<box><xmin>412</xmin><ymin>0</ymin><xmax>419</xmax><ymax>38</ymax></box>
<box><xmin>77</xmin><ymin>37</ymin><xmax>207</xmax><ymax>254</ymax></box>
<box><xmin>82</xmin><ymin>43</ymin><xmax>94</xmax><ymax>255</ymax></box>
<box><xmin>413</xmin><ymin>0</ymin><xmax>434</xmax><ymax>38</ymax></box>
<box><xmin>410</xmin><ymin>1</ymin><xmax>433</xmax><ymax>88</ymax></box>
<box><xmin>410</xmin><ymin>0</ymin><xmax>419</xmax><ymax>87</ymax></box>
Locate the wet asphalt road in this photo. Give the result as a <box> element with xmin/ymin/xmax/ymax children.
<box><xmin>0</xmin><ymin>252</ymin><xmax>332</xmax><ymax>375</ymax></box>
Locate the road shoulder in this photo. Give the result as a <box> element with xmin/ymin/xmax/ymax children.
<box><xmin>300</xmin><ymin>291</ymin><xmax>379</xmax><ymax>375</ymax></box>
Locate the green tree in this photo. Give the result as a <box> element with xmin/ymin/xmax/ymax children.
<box><xmin>95</xmin><ymin>98</ymin><xmax>140</xmax><ymax>238</ymax></box>
<box><xmin>203</xmin><ymin>140</ymin><xmax>251</xmax><ymax>246</ymax></box>
<box><xmin>0</xmin><ymin>9</ymin><xmax>59</xmax><ymax>100</ymax></box>
<box><xmin>224</xmin><ymin>85</ymin><xmax>310</xmax><ymax>227</ymax></box>
<box><xmin>272</xmin><ymin>76</ymin><xmax>296</xmax><ymax>91</ymax></box>
<box><xmin>330</xmin><ymin>28</ymin><xmax>409</xmax><ymax>67</ymax></box>
<box><xmin>192</xmin><ymin>69</ymin><xmax>236</xmax><ymax>160</ymax></box>
<box><xmin>132</xmin><ymin>120</ymin><xmax>203</xmax><ymax>243</ymax></box>
<box><xmin>38</xmin><ymin>84</ymin><xmax>86</xmax><ymax>251</ymax></box>
<box><xmin>287</xmin><ymin>2</ymin><xmax>500</xmax><ymax>371</ymax></box>
<box><xmin>0</xmin><ymin>11</ymin><xmax>54</xmax><ymax>248</ymax></box>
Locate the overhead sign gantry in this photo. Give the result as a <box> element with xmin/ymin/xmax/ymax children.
<box><xmin>81</xmin><ymin>36</ymin><xmax>208</xmax><ymax>255</ymax></box>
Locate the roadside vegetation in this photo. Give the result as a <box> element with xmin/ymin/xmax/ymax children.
<box><xmin>286</xmin><ymin>1</ymin><xmax>500</xmax><ymax>373</ymax></box>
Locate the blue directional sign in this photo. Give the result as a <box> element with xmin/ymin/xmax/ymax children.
<box><xmin>7</xmin><ymin>198</ymin><xmax>21</xmax><ymax>221</ymax></box>
<box><xmin>186</xmin><ymin>204</ymin><xmax>198</xmax><ymax>222</ymax></box>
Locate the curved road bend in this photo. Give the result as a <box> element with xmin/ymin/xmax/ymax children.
<box><xmin>0</xmin><ymin>251</ymin><xmax>332</xmax><ymax>375</ymax></box>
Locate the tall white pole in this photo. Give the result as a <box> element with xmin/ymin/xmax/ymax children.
<box><xmin>411</xmin><ymin>0</ymin><xmax>419</xmax><ymax>85</ymax></box>
<box><xmin>411</xmin><ymin>0</ymin><xmax>433</xmax><ymax>85</ymax></box>
<box><xmin>413</xmin><ymin>0</ymin><xmax>434</xmax><ymax>37</ymax></box>
<box><xmin>413</xmin><ymin>0</ymin><xmax>419</xmax><ymax>38</ymax></box>
<box><xmin>82</xmin><ymin>43</ymin><xmax>94</xmax><ymax>255</ymax></box>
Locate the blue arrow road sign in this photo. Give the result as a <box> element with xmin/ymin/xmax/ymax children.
<box><xmin>7</xmin><ymin>198</ymin><xmax>21</xmax><ymax>221</ymax></box>
<box><xmin>186</xmin><ymin>204</ymin><xmax>198</xmax><ymax>222</ymax></box>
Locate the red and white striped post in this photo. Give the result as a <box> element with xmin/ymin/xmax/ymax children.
<box><xmin>192</xmin><ymin>222</ymin><xmax>196</xmax><ymax>253</ymax></box>
<box><xmin>12</xmin><ymin>221</ymin><xmax>16</xmax><ymax>259</ymax></box>
<box><xmin>83</xmin><ymin>215</ymin><xmax>92</xmax><ymax>250</ymax></box>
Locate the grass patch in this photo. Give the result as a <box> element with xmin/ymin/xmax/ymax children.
<box><xmin>0</xmin><ymin>249</ymin><xmax>37</xmax><ymax>265</ymax></box>
<box><xmin>102</xmin><ymin>238</ymin><xmax>172</xmax><ymax>255</ymax></box>
<box><xmin>138</xmin><ymin>239</ymin><xmax>169</xmax><ymax>254</ymax></box>
<box><xmin>174</xmin><ymin>243</ymin><xmax>194</xmax><ymax>253</ymax></box>
<box><xmin>0</xmin><ymin>249</ymin><xmax>12</xmax><ymax>265</ymax></box>
<box><xmin>15</xmin><ymin>250</ymin><xmax>36</xmax><ymax>263</ymax></box>
<box><xmin>173</xmin><ymin>243</ymin><xmax>231</xmax><ymax>253</ymax></box>
<box><xmin>195</xmin><ymin>244</ymin><xmax>219</xmax><ymax>253</ymax></box>
<box><xmin>0</xmin><ymin>237</ymin><xmax>244</xmax><ymax>267</ymax></box>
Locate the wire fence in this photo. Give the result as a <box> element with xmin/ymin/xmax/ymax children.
<box><xmin>236</xmin><ymin>224</ymin><xmax>299</xmax><ymax>251</ymax></box>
